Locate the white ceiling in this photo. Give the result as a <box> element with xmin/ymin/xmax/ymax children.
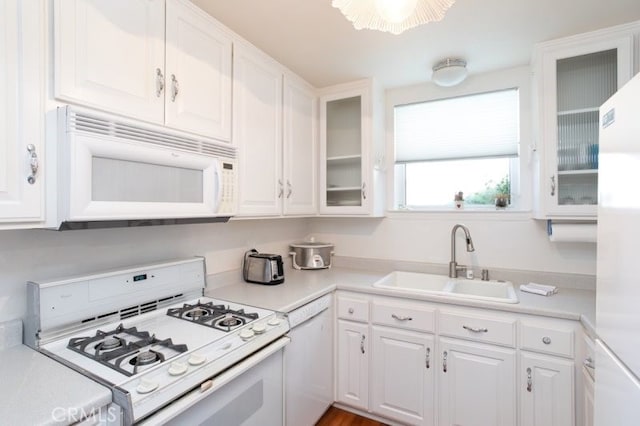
<box><xmin>192</xmin><ymin>0</ymin><xmax>640</xmax><ymax>89</ymax></box>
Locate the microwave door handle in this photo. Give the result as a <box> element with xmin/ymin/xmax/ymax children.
<box><xmin>215</xmin><ymin>162</ymin><xmax>223</xmax><ymax>212</ymax></box>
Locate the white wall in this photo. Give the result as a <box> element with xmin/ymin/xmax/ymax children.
<box><xmin>0</xmin><ymin>219</ymin><xmax>308</xmax><ymax>322</ymax></box>
<box><xmin>308</xmin><ymin>214</ymin><xmax>597</xmax><ymax>275</ymax></box>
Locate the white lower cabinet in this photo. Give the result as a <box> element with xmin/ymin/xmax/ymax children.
<box><xmin>371</xmin><ymin>326</ymin><xmax>434</xmax><ymax>426</ymax></box>
<box><xmin>438</xmin><ymin>337</ymin><xmax>517</xmax><ymax>426</ymax></box>
<box><xmin>336</xmin><ymin>320</ymin><xmax>369</xmax><ymax>410</ymax></box>
<box><xmin>520</xmin><ymin>352</ymin><xmax>575</xmax><ymax>426</ymax></box>
<box><xmin>583</xmin><ymin>366</ymin><xmax>595</xmax><ymax>426</ymax></box>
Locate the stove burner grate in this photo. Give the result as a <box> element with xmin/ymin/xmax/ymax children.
<box><xmin>67</xmin><ymin>324</ymin><xmax>187</xmax><ymax>377</ymax></box>
<box><xmin>167</xmin><ymin>300</ymin><xmax>259</xmax><ymax>332</ymax></box>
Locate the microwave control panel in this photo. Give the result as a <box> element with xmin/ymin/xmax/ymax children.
<box><xmin>219</xmin><ymin>160</ymin><xmax>237</xmax><ymax>214</ymax></box>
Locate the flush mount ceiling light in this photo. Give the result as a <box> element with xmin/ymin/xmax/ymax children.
<box><xmin>332</xmin><ymin>0</ymin><xmax>456</xmax><ymax>35</ymax></box>
<box><xmin>432</xmin><ymin>58</ymin><xmax>467</xmax><ymax>87</ymax></box>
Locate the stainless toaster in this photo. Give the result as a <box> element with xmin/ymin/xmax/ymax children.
<box><xmin>242</xmin><ymin>249</ymin><xmax>285</xmax><ymax>285</ymax></box>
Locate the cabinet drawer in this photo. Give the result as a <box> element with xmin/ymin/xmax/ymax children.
<box><xmin>337</xmin><ymin>295</ymin><xmax>369</xmax><ymax>322</ymax></box>
<box><xmin>439</xmin><ymin>311</ymin><xmax>517</xmax><ymax>347</ymax></box>
<box><xmin>521</xmin><ymin>322</ymin><xmax>574</xmax><ymax>358</ymax></box>
<box><xmin>371</xmin><ymin>300</ymin><xmax>435</xmax><ymax>332</ymax></box>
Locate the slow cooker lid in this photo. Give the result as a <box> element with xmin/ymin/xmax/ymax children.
<box><xmin>290</xmin><ymin>241</ymin><xmax>334</xmax><ymax>249</ymax></box>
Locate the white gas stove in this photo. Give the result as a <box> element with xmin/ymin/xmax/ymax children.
<box><xmin>24</xmin><ymin>258</ymin><xmax>289</xmax><ymax>425</ymax></box>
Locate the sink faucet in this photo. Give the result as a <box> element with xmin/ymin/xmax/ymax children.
<box><xmin>449</xmin><ymin>224</ymin><xmax>475</xmax><ymax>278</ymax></box>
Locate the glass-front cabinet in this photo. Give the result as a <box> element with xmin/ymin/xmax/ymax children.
<box><xmin>319</xmin><ymin>79</ymin><xmax>385</xmax><ymax>216</ymax></box>
<box><xmin>534</xmin><ymin>24</ymin><xmax>637</xmax><ymax>218</ymax></box>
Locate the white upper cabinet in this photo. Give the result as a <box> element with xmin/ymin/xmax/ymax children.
<box><xmin>235</xmin><ymin>43</ymin><xmax>317</xmax><ymax>217</ymax></box>
<box><xmin>234</xmin><ymin>44</ymin><xmax>283</xmax><ymax>217</ymax></box>
<box><xmin>283</xmin><ymin>75</ymin><xmax>317</xmax><ymax>216</ymax></box>
<box><xmin>0</xmin><ymin>0</ymin><xmax>46</xmax><ymax>226</ymax></box>
<box><xmin>319</xmin><ymin>79</ymin><xmax>385</xmax><ymax>216</ymax></box>
<box><xmin>55</xmin><ymin>0</ymin><xmax>165</xmax><ymax>124</ymax></box>
<box><xmin>164</xmin><ymin>0</ymin><xmax>232</xmax><ymax>140</ymax></box>
<box><xmin>533</xmin><ymin>23</ymin><xmax>639</xmax><ymax>219</ymax></box>
<box><xmin>54</xmin><ymin>0</ymin><xmax>232</xmax><ymax>141</ymax></box>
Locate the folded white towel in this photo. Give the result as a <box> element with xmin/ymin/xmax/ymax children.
<box><xmin>527</xmin><ymin>282</ymin><xmax>558</xmax><ymax>294</ymax></box>
<box><xmin>520</xmin><ymin>284</ymin><xmax>557</xmax><ymax>296</ymax></box>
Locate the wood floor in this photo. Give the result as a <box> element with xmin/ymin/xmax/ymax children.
<box><xmin>315</xmin><ymin>406</ymin><xmax>388</xmax><ymax>426</ymax></box>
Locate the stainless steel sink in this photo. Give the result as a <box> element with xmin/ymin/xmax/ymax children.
<box><xmin>443</xmin><ymin>279</ymin><xmax>519</xmax><ymax>303</ymax></box>
<box><xmin>372</xmin><ymin>271</ymin><xmax>519</xmax><ymax>304</ymax></box>
<box><xmin>372</xmin><ymin>271</ymin><xmax>450</xmax><ymax>294</ymax></box>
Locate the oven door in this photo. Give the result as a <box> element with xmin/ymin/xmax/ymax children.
<box><xmin>140</xmin><ymin>337</ymin><xmax>289</xmax><ymax>425</ymax></box>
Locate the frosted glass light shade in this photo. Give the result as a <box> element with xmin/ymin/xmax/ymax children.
<box><xmin>432</xmin><ymin>58</ymin><xmax>467</xmax><ymax>87</ymax></box>
<box><xmin>332</xmin><ymin>0</ymin><xmax>456</xmax><ymax>35</ymax></box>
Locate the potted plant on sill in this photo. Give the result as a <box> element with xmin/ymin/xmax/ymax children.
<box><xmin>494</xmin><ymin>176</ymin><xmax>510</xmax><ymax>209</ymax></box>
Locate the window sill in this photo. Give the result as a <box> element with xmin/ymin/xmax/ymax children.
<box><xmin>387</xmin><ymin>208</ymin><xmax>533</xmax><ymax>221</ymax></box>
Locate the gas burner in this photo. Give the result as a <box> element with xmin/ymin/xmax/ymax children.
<box><xmin>167</xmin><ymin>301</ymin><xmax>260</xmax><ymax>332</ymax></box>
<box><xmin>97</xmin><ymin>336</ymin><xmax>124</xmax><ymax>352</ymax></box>
<box><xmin>68</xmin><ymin>324</ymin><xmax>187</xmax><ymax>377</ymax></box>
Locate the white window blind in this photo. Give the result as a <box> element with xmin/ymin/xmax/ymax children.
<box><xmin>394</xmin><ymin>88</ymin><xmax>520</xmax><ymax>163</ymax></box>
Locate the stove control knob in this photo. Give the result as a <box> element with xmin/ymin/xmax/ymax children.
<box><xmin>168</xmin><ymin>361</ymin><xmax>188</xmax><ymax>376</ymax></box>
<box><xmin>253</xmin><ymin>323</ymin><xmax>267</xmax><ymax>334</ymax></box>
<box><xmin>188</xmin><ymin>353</ymin><xmax>206</xmax><ymax>366</ymax></box>
<box><xmin>239</xmin><ymin>328</ymin><xmax>255</xmax><ymax>341</ymax></box>
<box><xmin>267</xmin><ymin>317</ymin><xmax>281</xmax><ymax>326</ymax></box>
<box><xmin>136</xmin><ymin>378</ymin><xmax>159</xmax><ymax>394</ymax></box>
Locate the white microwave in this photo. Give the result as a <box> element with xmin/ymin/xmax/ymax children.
<box><xmin>53</xmin><ymin>106</ymin><xmax>237</xmax><ymax>229</ymax></box>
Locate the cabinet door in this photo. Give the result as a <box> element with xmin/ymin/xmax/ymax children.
<box><xmin>320</xmin><ymin>86</ymin><xmax>371</xmax><ymax>215</ymax></box>
<box><xmin>234</xmin><ymin>45</ymin><xmax>283</xmax><ymax>216</ymax></box>
<box><xmin>371</xmin><ymin>326</ymin><xmax>434</xmax><ymax>426</ymax></box>
<box><xmin>337</xmin><ymin>320</ymin><xmax>369</xmax><ymax>410</ymax></box>
<box><xmin>439</xmin><ymin>338</ymin><xmax>516</xmax><ymax>426</ymax></box>
<box><xmin>520</xmin><ymin>352</ymin><xmax>574</xmax><ymax>426</ymax></box>
<box><xmin>283</xmin><ymin>76</ymin><xmax>317</xmax><ymax>216</ymax></box>
<box><xmin>54</xmin><ymin>0</ymin><xmax>165</xmax><ymax>123</ymax></box>
<box><xmin>0</xmin><ymin>0</ymin><xmax>45</xmax><ymax>224</ymax></box>
<box><xmin>538</xmin><ymin>34</ymin><xmax>633</xmax><ymax>218</ymax></box>
<box><xmin>165</xmin><ymin>0</ymin><xmax>232</xmax><ymax>140</ymax></box>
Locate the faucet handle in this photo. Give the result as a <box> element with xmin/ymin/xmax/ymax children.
<box><xmin>481</xmin><ymin>269</ymin><xmax>490</xmax><ymax>281</ymax></box>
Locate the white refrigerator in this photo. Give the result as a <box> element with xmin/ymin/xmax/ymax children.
<box><xmin>595</xmin><ymin>71</ymin><xmax>640</xmax><ymax>425</ymax></box>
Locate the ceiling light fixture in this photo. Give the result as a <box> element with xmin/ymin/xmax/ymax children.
<box><xmin>332</xmin><ymin>0</ymin><xmax>456</xmax><ymax>35</ymax></box>
<box><xmin>431</xmin><ymin>58</ymin><xmax>467</xmax><ymax>87</ymax></box>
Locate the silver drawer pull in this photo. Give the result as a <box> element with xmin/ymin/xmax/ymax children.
<box><xmin>392</xmin><ymin>313</ymin><xmax>413</xmax><ymax>321</ymax></box>
<box><xmin>527</xmin><ymin>367</ymin><xmax>532</xmax><ymax>392</ymax></box>
<box><xmin>542</xmin><ymin>336</ymin><xmax>551</xmax><ymax>345</ymax></box>
<box><xmin>463</xmin><ymin>325</ymin><xmax>488</xmax><ymax>333</ymax></box>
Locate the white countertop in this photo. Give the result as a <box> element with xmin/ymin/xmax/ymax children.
<box><xmin>0</xmin><ymin>345</ymin><xmax>113</xmax><ymax>426</ymax></box>
<box><xmin>206</xmin><ymin>266</ymin><xmax>596</xmax><ymax>334</ymax></box>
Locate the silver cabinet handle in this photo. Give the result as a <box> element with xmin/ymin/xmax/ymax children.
<box><xmin>155</xmin><ymin>68</ymin><xmax>164</xmax><ymax>97</ymax></box>
<box><xmin>26</xmin><ymin>144</ymin><xmax>38</xmax><ymax>184</ymax></box>
<box><xmin>278</xmin><ymin>179</ymin><xmax>284</xmax><ymax>198</ymax></box>
<box><xmin>286</xmin><ymin>180</ymin><xmax>292</xmax><ymax>199</ymax></box>
<box><xmin>443</xmin><ymin>351</ymin><xmax>448</xmax><ymax>373</ymax></box>
<box><xmin>362</xmin><ymin>182</ymin><xmax>367</xmax><ymax>200</ymax></box>
<box><xmin>584</xmin><ymin>357</ymin><xmax>595</xmax><ymax>369</ymax></box>
<box><xmin>550</xmin><ymin>175</ymin><xmax>556</xmax><ymax>197</ymax></box>
<box><xmin>348</xmin><ymin>307</ymin><xmax>354</xmax><ymax>314</ymax></box>
<box><xmin>360</xmin><ymin>335</ymin><xmax>366</xmax><ymax>354</ymax></box>
<box><xmin>391</xmin><ymin>313</ymin><xmax>413</xmax><ymax>321</ymax></box>
<box><xmin>526</xmin><ymin>367</ymin><xmax>532</xmax><ymax>392</ymax></box>
<box><xmin>425</xmin><ymin>347</ymin><xmax>430</xmax><ymax>369</ymax></box>
<box><xmin>542</xmin><ymin>336</ymin><xmax>551</xmax><ymax>345</ymax></box>
<box><xmin>171</xmin><ymin>74</ymin><xmax>179</xmax><ymax>101</ymax></box>
<box><xmin>463</xmin><ymin>325</ymin><xmax>488</xmax><ymax>333</ymax></box>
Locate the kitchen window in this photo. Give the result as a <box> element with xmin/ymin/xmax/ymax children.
<box><xmin>393</xmin><ymin>88</ymin><xmax>520</xmax><ymax>210</ymax></box>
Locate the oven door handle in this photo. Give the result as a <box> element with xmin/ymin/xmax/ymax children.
<box><xmin>138</xmin><ymin>336</ymin><xmax>290</xmax><ymax>425</ymax></box>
